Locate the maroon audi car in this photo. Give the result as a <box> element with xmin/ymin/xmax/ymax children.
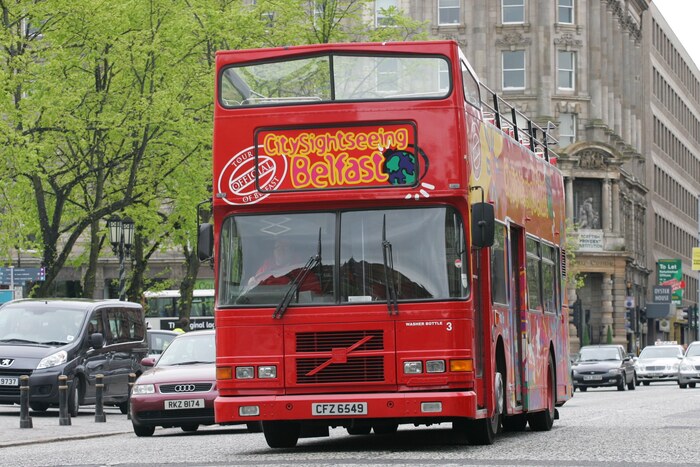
<box><xmin>130</xmin><ymin>329</ymin><xmax>261</xmax><ymax>436</ymax></box>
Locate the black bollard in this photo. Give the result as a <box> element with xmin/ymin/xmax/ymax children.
<box><xmin>19</xmin><ymin>375</ymin><xmax>32</xmax><ymax>429</ymax></box>
<box><xmin>126</xmin><ymin>373</ymin><xmax>136</xmax><ymax>420</ymax></box>
<box><xmin>58</xmin><ymin>375</ymin><xmax>71</xmax><ymax>426</ymax></box>
<box><xmin>94</xmin><ymin>374</ymin><xmax>106</xmax><ymax>423</ymax></box>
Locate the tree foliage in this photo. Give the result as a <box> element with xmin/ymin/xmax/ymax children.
<box><xmin>0</xmin><ymin>0</ymin><xmax>428</xmax><ymax>307</ymax></box>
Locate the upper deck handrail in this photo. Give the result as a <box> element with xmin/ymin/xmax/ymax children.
<box><xmin>478</xmin><ymin>83</ymin><xmax>558</xmax><ymax>163</ymax></box>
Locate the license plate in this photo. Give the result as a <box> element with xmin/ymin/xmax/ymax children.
<box><xmin>164</xmin><ymin>399</ymin><xmax>205</xmax><ymax>410</ymax></box>
<box><xmin>583</xmin><ymin>375</ymin><xmax>603</xmax><ymax>381</ymax></box>
<box><xmin>311</xmin><ymin>402</ymin><xmax>367</xmax><ymax>416</ymax></box>
<box><xmin>0</xmin><ymin>377</ymin><xmax>19</xmax><ymax>386</ymax></box>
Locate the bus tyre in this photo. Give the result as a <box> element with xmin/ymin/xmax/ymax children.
<box><xmin>501</xmin><ymin>413</ymin><xmax>527</xmax><ymax>432</ymax></box>
<box><xmin>527</xmin><ymin>355</ymin><xmax>555</xmax><ymax>431</ymax></box>
<box><xmin>246</xmin><ymin>421</ymin><xmax>263</xmax><ymax>433</ymax></box>
<box><xmin>263</xmin><ymin>421</ymin><xmax>300</xmax><ymax>448</ymax></box>
<box><xmin>372</xmin><ymin>423</ymin><xmax>398</xmax><ymax>435</ymax></box>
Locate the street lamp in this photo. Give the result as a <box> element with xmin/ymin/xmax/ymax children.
<box><xmin>108</xmin><ymin>215</ymin><xmax>135</xmax><ymax>301</ymax></box>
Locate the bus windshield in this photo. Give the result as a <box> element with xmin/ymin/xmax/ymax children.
<box><xmin>220</xmin><ymin>53</ymin><xmax>450</xmax><ymax>107</ymax></box>
<box><xmin>218</xmin><ymin>207</ymin><xmax>468</xmax><ymax>307</ymax></box>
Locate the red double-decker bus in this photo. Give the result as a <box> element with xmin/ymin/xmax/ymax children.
<box><xmin>199</xmin><ymin>40</ymin><xmax>571</xmax><ymax>448</ymax></box>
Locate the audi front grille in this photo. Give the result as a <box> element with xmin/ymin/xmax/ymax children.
<box><xmin>159</xmin><ymin>383</ymin><xmax>212</xmax><ymax>394</ymax></box>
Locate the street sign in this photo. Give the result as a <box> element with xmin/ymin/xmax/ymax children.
<box><xmin>0</xmin><ymin>267</ymin><xmax>46</xmax><ymax>286</ymax></box>
<box><xmin>652</xmin><ymin>285</ymin><xmax>672</xmax><ymax>304</ymax></box>
<box><xmin>657</xmin><ymin>259</ymin><xmax>683</xmax><ymax>305</ymax></box>
<box><xmin>0</xmin><ymin>290</ymin><xmax>13</xmax><ymax>304</ymax></box>
<box><xmin>693</xmin><ymin>247</ymin><xmax>700</xmax><ymax>271</ymax></box>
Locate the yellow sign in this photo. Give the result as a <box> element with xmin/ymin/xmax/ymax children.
<box><xmin>693</xmin><ymin>248</ymin><xmax>700</xmax><ymax>271</ymax></box>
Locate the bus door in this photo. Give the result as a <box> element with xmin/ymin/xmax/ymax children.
<box><xmin>508</xmin><ymin>224</ymin><xmax>525</xmax><ymax>408</ymax></box>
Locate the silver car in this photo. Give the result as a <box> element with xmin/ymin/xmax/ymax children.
<box><xmin>636</xmin><ymin>344</ymin><xmax>684</xmax><ymax>385</ymax></box>
<box><xmin>678</xmin><ymin>341</ymin><xmax>700</xmax><ymax>389</ymax></box>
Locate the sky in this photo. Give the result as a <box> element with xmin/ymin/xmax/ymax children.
<box><xmin>653</xmin><ymin>0</ymin><xmax>700</xmax><ymax>70</ymax></box>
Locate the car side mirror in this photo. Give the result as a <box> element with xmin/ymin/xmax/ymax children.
<box><xmin>140</xmin><ymin>357</ymin><xmax>156</xmax><ymax>367</ymax></box>
<box><xmin>89</xmin><ymin>333</ymin><xmax>104</xmax><ymax>349</ymax></box>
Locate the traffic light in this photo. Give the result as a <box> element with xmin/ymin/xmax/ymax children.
<box><xmin>625</xmin><ymin>308</ymin><xmax>633</xmax><ymax>330</ymax></box>
<box><xmin>639</xmin><ymin>307</ymin><xmax>647</xmax><ymax>323</ymax></box>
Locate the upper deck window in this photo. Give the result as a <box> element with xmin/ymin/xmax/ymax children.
<box><xmin>219</xmin><ymin>53</ymin><xmax>451</xmax><ymax>108</ymax></box>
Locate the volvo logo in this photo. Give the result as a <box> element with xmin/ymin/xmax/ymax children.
<box><xmin>174</xmin><ymin>384</ymin><xmax>196</xmax><ymax>392</ymax></box>
<box><xmin>0</xmin><ymin>358</ymin><xmax>14</xmax><ymax>367</ymax></box>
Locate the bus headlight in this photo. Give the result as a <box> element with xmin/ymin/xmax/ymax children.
<box><xmin>258</xmin><ymin>366</ymin><xmax>277</xmax><ymax>379</ymax></box>
<box><xmin>235</xmin><ymin>366</ymin><xmax>255</xmax><ymax>379</ymax></box>
<box><xmin>403</xmin><ymin>361</ymin><xmax>423</xmax><ymax>374</ymax></box>
<box><xmin>426</xmin><ymin>360</ymin><xmax>446</xmax><ymax>373</ymax></box>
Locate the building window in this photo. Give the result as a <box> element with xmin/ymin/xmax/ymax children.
<box><xmin>377</xmin><ymin>58</ymin><xmax>398</xmax><ymax>92</ymax></box>
<box><xmin>558</xmin><ymin>113</ymin><xmax>576</xmax><ymax>146</ymax></box>
<box><xmin>502</xmin><ymin>0</ymin><xmax>525</xmax><ymax>24</ymax></box>
<box><xmin>502</xmin><ymin>50</ymin><xmax>525</xmax><ymax>90</ymax></box>
<box><xmin>574</xmin><ymin>179</ymin><xmax>602</xmax><ymax>229</ymax></box>
<box><xmin>438</xmin><ymin>0</ymin><xmax>460</xmax><ymax>25</ymax></box>
<box><xmin>376</xmin><ymin>0</ymin><xmax>397</xmax><ymax>27</ymax></box>
<box><xmin>558</xmin><ymin>0</ymin><xmax>574</xmax><ymax>24</ymax></box>
<box><xmin>557</xmin><ymin>51</ymin><xmax>575</xmax><ymax>89</ymax></box>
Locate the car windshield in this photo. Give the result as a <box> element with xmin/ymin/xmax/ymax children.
<box><xmin>579</xmin><ymin>347</ymin><xmax>620</xmax><ymax>361</ymax></box>
<box><xmin>0</xmin><ymin>304</ymin><xmax>86</xmax><ymax>345</ymax></box>
<box><xmin>148</xmin><ymin>332</ymin><xmax>176</xmax><ymax>355</ymax></box>
<box><xmin>156</xmin><ymin>333</ymin><xmax>215</xmax><ymax>366</ymax></box>
<box><xmin>639</xmin><ymin>346</ymin><xmax>682</xmax><ymax>359</ymax></box>
<box><xmin>685</xmin><ymin>344</ymin><xmax>700</xmax><ymax>357</ymax></box>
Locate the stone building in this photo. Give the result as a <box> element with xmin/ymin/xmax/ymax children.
<box><xmin>394</xmin><ymin>0</ymin><xmax>699</xmax><ymax>351</ymax></box>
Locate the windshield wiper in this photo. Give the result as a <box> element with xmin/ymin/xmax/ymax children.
<box><xmin>172</xmin><ymin>361</ymin><xmax>213</xmax><ymax>365</ymax></box>
<box><xmin>273</xmin><ymin>229</ymin><xmax>322</xmax><ymax>319</ymax></box>
<box><xmin>382</xmin><ymin>216</ymin><xmax>398</xmax><ymax>316</ymax></box>
<box><xmin>40</xmin><ymin>341</ymin><xmax>68</xmax><ymax>346</ymax></box>
<box><xmin>0</xmin><ymin>339</ymin><xmax>41</xmax><ymax>344</ymax></box>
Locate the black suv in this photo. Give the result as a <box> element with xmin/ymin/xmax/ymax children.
<box><xmin>0</xmin><ymin>299</ymin><xmax>148</xmax><ymax>415</ymax></box>
<box><xmin>572</xmin><ymin>344</ymin><xmax>636</xmax><ymax>392</ymax></box>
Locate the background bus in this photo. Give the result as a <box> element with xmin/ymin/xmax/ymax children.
<box><xmin>143</xmin><ymin>289</ymin><xmax>215</xmax><ymax>331</ymax></box>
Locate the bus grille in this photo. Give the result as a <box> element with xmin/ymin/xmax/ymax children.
<box><xmin>296</xmin><ymin>330</ymin><xmax>383</xmax><ymax>352</ymax></box>
<box><xmin>296</xmin><ymin>356</ymin><xmax>384</xmax><ymax>384</ymax></box>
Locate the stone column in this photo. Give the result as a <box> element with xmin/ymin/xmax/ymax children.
<box><xmin>588</xmin><ymin>0</ymin><xmax>602</xmax><ymax>119</ymax></box>
<box><xmin>612</xmin><ymin>179</ymin><xmax>620</xmax><ymax>234</ymax></box>
<box><xmin>601</xmin><ymin>272</ymin><xmax>614</xmax><ymax>343</ymax></box>
<box><xmin>566</xmin><ymin>177</ymin><xmax>574</xmax><ymax>221</ymax></box>
<box><xmin>602</xmin><ymin>178</ymin><xmax>612</xmax><ymax>232</ymax></box>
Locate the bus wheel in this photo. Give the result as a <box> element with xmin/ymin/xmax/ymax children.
<box><xmin>347</xmin><ymin>425</ymin><xmax>372</xmax><ymax>435</ymax></box>
<box><xmin>263</xmin><ymin>421</ymin><xmax>300</xmax><ymax>448</ymax></box>
<box><xmin>501</xmin><ymin>413</ymin><xmax>527</xmax><ymax>432</ymax></box>
<box><xmin>372</xmin><ymin>423</ymin><xmax>398</xmax><ymax>435</ymax></box>
<box><xmin>527</xmin><ymin>355</ymin><xmax>555</xmax><ymax>431</ymax></box>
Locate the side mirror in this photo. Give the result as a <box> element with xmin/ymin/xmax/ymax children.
<box><xmin>89</xmin><ymin>333</ymin><xmax>104</xmax><ymax>349</ymax></box>
<box><xmin>197</xmin><ymin>223</ymin><xmax>213</xmax><ymax>261</ymax></box>
<box><xmin>140</xmin><ymin>357</ymin><xmax>156</xmax><ymax>367</ymax></box>
<box><xmin>471</xmin><ymin>202</ymin><xmax>495</xmax><ymax>248</ymax></box>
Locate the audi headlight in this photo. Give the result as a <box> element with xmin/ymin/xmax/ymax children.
<box><xmin>37</xmin><ymin>350</ymin><xmax>67</xmax><ymax>369</ymax></box>
<box><xmin>132</xmin><ymin>384</ymin><xmax>155</xmax><ymax>395</ymax></box>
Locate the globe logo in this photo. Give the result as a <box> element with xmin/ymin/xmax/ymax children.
<box><xmin>383</xmin><ymin>149</ymin><xmax>417</xmax><ymax>186</ymax></box>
